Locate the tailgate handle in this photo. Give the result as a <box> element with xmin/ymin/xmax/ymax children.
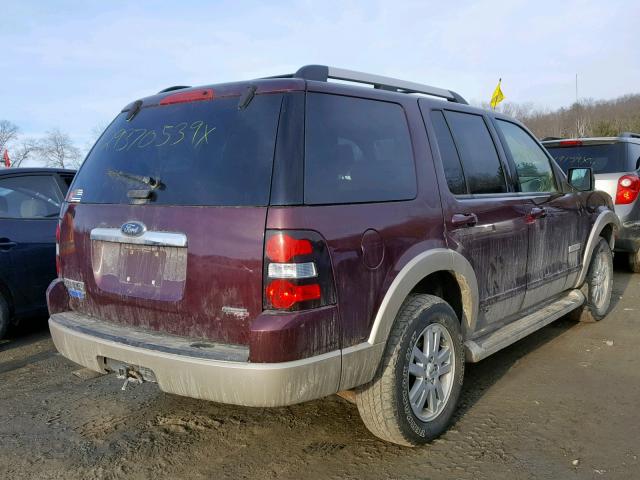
<box><xmin>451</xmin><ymin>213</ymin><xmax>478</xmax><ymax>227</ymax></box>
<box><xmin>90</xmin><ymin>228</ymin><xmax>187</xmax><ymax>247</ymax></box>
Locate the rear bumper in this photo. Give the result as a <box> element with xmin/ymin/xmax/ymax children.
<box><xmin>49</xmin><ymin>311</ymin><xmax>342</xmax><ymax>407</ymax></box>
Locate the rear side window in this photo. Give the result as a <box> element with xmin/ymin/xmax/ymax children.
<box><xmin>444</xmin><ymin>111</ymin><xmax>507</xmax><ymax>194</ymax></box>
<box><xmin>495</xmin><ymin>120</ymin><xmax>557</xmax><ymax>193</ymax></box>
<box><xmin>0</xmin><ymin>175</ymin><xmax>62</xmax><ymax>219</ymax></box>
<box><xmin>304</xmin><ymin>93</ymin><xmax>416</xmax><ymax>204</ymax></box>
<box><xmin>429</xmin><ymin>110</ymin><xmax>467</xmax><ymax>195</ymax></box>
<box><xmin>546</xmin><ymin>143</ymin><xmax>628</xmax><ymax>174</ymax></box>
<box><xmin>72</xmin><ymin>93</ymin><xmax>283</xmax><ymax>206</ymax></box>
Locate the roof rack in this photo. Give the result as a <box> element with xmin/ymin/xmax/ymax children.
<box><xmin>157</xmin><ymin>85</ymin><xmax>191</xmax><ymax>94</ymax></box>
<box><xmin>270</xmin><ymin>64</ymin><xmax>468</xmax><ymax>104</ymax></box>
<box><xmin>620</xmin><ymin>132</ymin><xmax>640</xmax><ymax>139</ymax></box>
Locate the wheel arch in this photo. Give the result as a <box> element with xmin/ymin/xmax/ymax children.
<box><xmin>340</xmin><ymin>248</ymin><xmax>478</xmax><ymax>392</ymax></box>
<box><xmin>575</xmin><ymin>209</ymin><xmax>619</xmax><ymax>288</ymax></box>
<box><xmin>368</xmin><ymin>248</ymin><xmax>479</xmax><ymax>345</ymax></box>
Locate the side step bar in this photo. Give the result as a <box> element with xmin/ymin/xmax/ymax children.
<box><xmin>464</xmin><ymin>289</ymin><xmax>585</xmax><ymax>362</ymax></box>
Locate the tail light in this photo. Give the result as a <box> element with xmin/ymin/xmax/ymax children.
<box><xmin>615</xmin><ymin>174</ymin><xmax>640</xmax><ymax>205</ymax></box>
<box><xmin>55</xmin><ymin>220</ymin><xmax>61</xmax><ymax>277</ymax></box>
<box><xmin>263</xmin><ymin>230</ymin><xmax>335</xmax><ymax>311</ymax></box>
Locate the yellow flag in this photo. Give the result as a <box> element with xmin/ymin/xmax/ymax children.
<box><xmin>490</xmin><ymin>79</ymin><xmax>505</xmax><ymax>109</ymax></box>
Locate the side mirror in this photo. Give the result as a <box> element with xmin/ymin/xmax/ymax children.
<box><xmin>567</xmin><ymin>167</ymin><xmax>594</xmax><ymax>191</ymax></box>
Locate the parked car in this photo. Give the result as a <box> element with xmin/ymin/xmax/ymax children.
<box><xmin>542</xmin><ymin>134</ymin><xmax>640</xmax><ymax>272</ymax></box>
<box><xmin>47</xmin><ymin>65</ymin><xmax>618</xmax><ymax>446</ymax></box>
<box><xmin>0</xmin><ymin>168</ymin><xmax>75</xmax><ymax>338</ymax></box>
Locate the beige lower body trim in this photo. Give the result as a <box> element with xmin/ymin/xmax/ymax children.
<box><xmin>49</xmin><ymin>317</ymin><xmax>341</xmax><ymax>407</ymax></box>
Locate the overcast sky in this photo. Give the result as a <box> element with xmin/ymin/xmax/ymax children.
<box><xmin>2</xmin><ymin>0</ymin><xmax>639</xmax><ymax>149</ymax></box>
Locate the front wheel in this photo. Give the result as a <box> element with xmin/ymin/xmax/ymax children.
<box><xmin>571</xmin><ymin>238</ymin><xmax>614</xmax><ymax>322</ymax></box>
<box><xmin>355</xmin><ymin>294</ymin><xmax>464</xmax><ymax>446</ymax></box>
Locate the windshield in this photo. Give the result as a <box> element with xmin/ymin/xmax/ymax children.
<box><xmin>72</xmin><ymin>93</ymin><xmax>283</xmax><ymax>206</ymax></box>
<box><xmin>546</xmin><ymin>143</ymin><xmax>628</xmax><ymax>174</ymax></box>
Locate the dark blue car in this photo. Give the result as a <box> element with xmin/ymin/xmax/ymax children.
<box><xmin>0</xmin><ymin>168</ymin><xmax>75</xmax><ymax>338</ymax></box>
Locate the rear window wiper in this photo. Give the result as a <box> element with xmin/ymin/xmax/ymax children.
<box><xmin>108</xmin><ymin>169</ymin><xmax>161</xmax><ymax>189</ymax></box>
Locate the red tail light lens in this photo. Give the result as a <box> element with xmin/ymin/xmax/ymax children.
<box><xmin>263</xmin><ymin>230</ymin><xmax>335</xmax><ymax>311</ymax></box>
<box><xmin>159</xmin><ymin>88</ymin><xmax>214</xmax><ymax>106</ymax></box>
<box><xmin>265</xmin><ymin>280</ymin><xmax>321</xmax><ymax>309</ymax></box>
<box><xmin>265</xmin><ymin>234</ymin><xmax>313</xmax><ymax>263</ymax></box>
<box><xmin>615</xmin><ymin>174</ymin><xmax>640</xmax><ymax>205</ymax></box>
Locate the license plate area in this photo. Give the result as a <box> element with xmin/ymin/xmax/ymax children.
<box><xmin>91</xmin><ymin>240</ymin><xmax>187</xmax><ymax>301</ymax></box>
<box><xmin>122</xmin><ymin>245</ymin><xmax>165</xmax><ymax>287</ymax></box>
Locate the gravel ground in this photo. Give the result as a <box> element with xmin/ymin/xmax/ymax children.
<box><xmin>1</xmin><ymin>267</ymin><xmax>639</xmax><ymax>480</ymax></box>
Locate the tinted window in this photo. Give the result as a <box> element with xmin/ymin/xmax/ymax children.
<box><xmin>0</xmin><ymin>175</ymin><xmax>62</xmax><ymax>219</ymax></box>
<box><xmin>546</xmin><ymin>143</ymin><xmax>629</xmax><ymax>174</ymax></box>
<box><xmin>444</xmin><ymin>111</ymin><xmax>507</xmax><ymax>194</ymax></box>
<box><xmin>496</xmin><ymin>120</ymin><xmax>557</xmax><ymax>193</ymax></box>
<box><xmin>72</xmin><ymin>93</ymin><xmax>283</xmax><ymax>206</ymax></box>
<box><xmin>304</xmin><ymin>93</ymin><xmax>416</xmax><ymax>204</ymax></box>
<box><xmin>630</xmin><ymin>143</ymin><xmax>640</xmax><ymax>171</ymax></box>
<box><xmin>430</xmin><ymin>111</ymin><xmax>467</xmax><ymax>194</ymax></box>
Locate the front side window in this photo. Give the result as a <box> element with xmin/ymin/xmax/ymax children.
<box><xmin>304</xmin><ymin>93</ymin><xmax>416</xmax><ymax>204</ymax></box>
<box><xmin>496</xmin><ymin>120</ymin><xmax>557</xmax><ymax>193</ymax></box>
<box><xmin>444</xmin><ymin>111</ymin><xmax>507</xmax><ymax>194</ymax></box>
<box><xmin>0</xmin><ymin>175</ymin><xmax>62</xmax><ymax>219</ymax></box>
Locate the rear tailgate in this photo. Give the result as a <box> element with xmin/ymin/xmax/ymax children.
<box><xmin>60</xmin><ymin>203</ymin><xmax>266</xmax><ymax>345</ymax></box>
<box><xmin>59</xmin><ymin>86</ymin><xmax>285</xmax><ymax>346</ymax></box>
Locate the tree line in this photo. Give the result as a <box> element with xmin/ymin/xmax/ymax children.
<box><xmin>482</xmin><ymin>93</ymin><xmax>640</xmax><ymax>139</ymax></box>
<box><xmin>0</xmin><ymin>120</ymin><xmax>84</xmax><ymax>169</ymax></box>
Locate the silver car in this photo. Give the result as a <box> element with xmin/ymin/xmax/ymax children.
<box><xmin>543</xmin><ymin>133</ymin><xmax>640</xmax><ymax>272</ymax></box>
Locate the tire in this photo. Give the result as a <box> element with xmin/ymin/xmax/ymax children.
<box><xmin>355</xmin><ymin>294</ymin><xmax>464</xmax><ymax>446</ymax></box>
<box><xmin>570</xmin><ymin>238</ymin><xmax>614</xmax><ymax>323</ymax></box>
<box><xmin>628</xmin><ymin>249</ymin><xmax>640</xmax><ymax>273</ymax></box>
<box><xmin>0</xmin><ymin>293</ymin><xmax>9</xmax><ymax>340</ymax></box>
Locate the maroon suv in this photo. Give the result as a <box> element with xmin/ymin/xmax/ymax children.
<box><xmin>47</xmin><ymin>65</ymin><xmax>619</xmax><ymax>446</ymax></box>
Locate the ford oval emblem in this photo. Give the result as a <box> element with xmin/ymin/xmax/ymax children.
<box><xmin>121</xmin><ymin>221</ymin><xmax>146</xmax><ymax>237</ymax></box>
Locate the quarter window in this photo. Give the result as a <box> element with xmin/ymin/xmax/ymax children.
<box><xmin>444</xmin><ymin>111</ymin><xmax>507</xmax><ymax>194</ymax></box>
<box><xmin>304</xmin><ymin>93</ymin><xmax>416</xmax><ymax>204</ymax></box>
<box><xmin>496</xmin><ymin>120</ymin><xmax>557</xmax><ymax>193</ymax></box>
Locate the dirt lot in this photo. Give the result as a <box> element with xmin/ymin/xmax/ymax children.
<box><xmin>1</xmin><ymin>267</ymin><xmax>639</xmax><ymax>480</ymax></box>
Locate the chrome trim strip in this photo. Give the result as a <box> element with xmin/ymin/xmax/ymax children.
<box><xmin>90</xmin><ymin>227</ymin><xmax>187</xmax><ymax>247</ymax></box>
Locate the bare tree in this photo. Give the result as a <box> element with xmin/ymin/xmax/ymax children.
<box><xmin>10</xmin><ymin>138</ymin><xmax>39</xmax><ymax>168</ymax></box>
<box><xmin>0</xmin><ymin>120</ymin><xmax>19</xmax><ymax>156</ymax></box>
<box><xmin>38</xmin><ymin>128</ymin><xmax>82</xmax><ymax>169</ymax></box>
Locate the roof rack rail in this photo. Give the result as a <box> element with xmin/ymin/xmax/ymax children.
<box><xmin>157</xmin><ymin>85</ymin><xmax>191</xmax><ymax>94</ymax></box>
<box><xmin>270</xmin><ymin>64</ymin><xmax>468</xmax><ymax>104</ymax></box>
<box><xmin>620</xmin><ymin>132</ymin><xmax>640</xmax><ymax>139</ymax></box>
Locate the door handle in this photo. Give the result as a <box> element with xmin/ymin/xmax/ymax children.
<box><xmin>528</xmin><ymin>207</ymin><xmax>547</xmax><ymax>220</ymax></box>
<box><xmin>451</xmin><ymin>213</ymin><xmax>478</xmax><ymax>227</ymax></box>
<box><xmin>0</xmin><ymin>238</ymin><xmax>17</xmax><ymax>250</ymax></box>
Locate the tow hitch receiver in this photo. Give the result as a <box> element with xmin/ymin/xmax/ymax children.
<box><xmin>102</xmin><ymin>358</ymin><xmax>157</xmax><ymax>391</ymax></box>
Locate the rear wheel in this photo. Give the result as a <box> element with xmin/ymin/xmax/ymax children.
<box><xmin>571</xmin><ymin>238</ymin><xmax>614</xmax><ymax>323</ymax></box>
<box><xmin>355</xmin><ymin>294</ymin><xmax>464</xmax><ymax>446</ymax></box>
<box><xmin>628</xmin><ymin>249</ymin><xmax>640</xmax><ymax>273</ymax></box>
<box><xmin>0</xmin><ymin>293</ymin><xmax>9</xmax><ymax>340</ymax></box>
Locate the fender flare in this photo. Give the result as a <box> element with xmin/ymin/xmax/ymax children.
<box><xmin>339</xmin><ymin>248</ymin><xmax>478</xmax><ymax>391</ymax></box>
<box><xmin>368</xmin><ymin>248</ymin><xmax>479</xmax><ymax>345</ymax></box>
<box><xmin>574</xmin><ymin>210</ymin><xmax>620</xmax><ymax>288</ymax></box>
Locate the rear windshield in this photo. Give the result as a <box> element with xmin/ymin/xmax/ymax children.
<box><xmin>546</xmin><ymin>143</ymin><xmax>628</xmax><ymax>174</ymax></box>
<box><xmin>72</xmin><ymin>93</ymin><xmax>283</xmax><ymax>206</ymax></box>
